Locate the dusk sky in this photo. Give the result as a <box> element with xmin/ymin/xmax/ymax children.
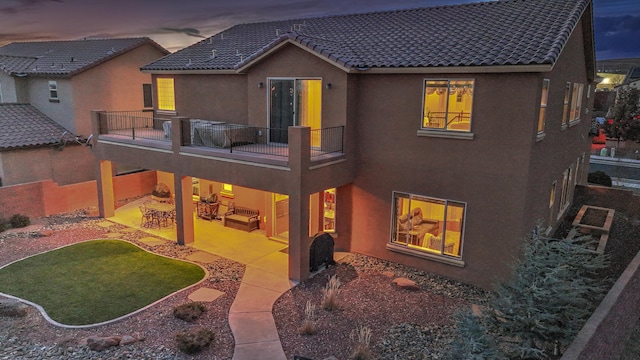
<box><xmin>0</xmin><ymin>0</ymin><xmax>638</xmax><ymax>60</ymax></box>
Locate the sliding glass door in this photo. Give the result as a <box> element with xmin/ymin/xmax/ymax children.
<box><xmin>269</xmin><ymin>79</ymin><xmax>322</xmax><ymax>144</ymax></box>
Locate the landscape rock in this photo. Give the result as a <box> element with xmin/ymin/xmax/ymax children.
<box><xmin>392</xmin><ymin>277</ymin><xmax>420</xmax><ymax>291</ymax></box>
<box><xmin>38</xmin><ymin>229</ymin><xmax>54</xmax><ymax>237</ymax></box>
<box><xmin>86</xmin><ymin>336</ymin><xmax>121</xmax><ymax>351</ymax></box>
<box><xmin>0</xmin><ymin>299</ymin><xmax>28</xmax><ymax>317</ymax></box>
<box><xmin>382</xmin><ymin>271</ymin><xmax>395</xmax><ymax>278</ymax></box>
<box><xmin>120</xmin><ymin>335</ymin><xmax>138</xmax><ymax>345</ymax></box>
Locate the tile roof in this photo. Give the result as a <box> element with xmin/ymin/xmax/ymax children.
<box><xmin>0</xmin><ymin>104</ymin><xmax>75</xmax><ymax>150</ymax></box>
<box><xmin>142</xmin><ymin>0</ymin><xmax>591</xmax><ymax>72</ymax></box>
<box><xmin>0</xmin><ymin>37</ymin><xmax>168</xmax><ymax>77</ymax></box>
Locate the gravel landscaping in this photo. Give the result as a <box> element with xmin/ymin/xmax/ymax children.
<box><xmin>0</xmin><ymin>211</ymin><xmax>244</xmax><ymax>360</ymax></box>
<box><xmin>1</xmin><ymin>184</ymin><xmax>639</xmax><ymax>360</ymax></box>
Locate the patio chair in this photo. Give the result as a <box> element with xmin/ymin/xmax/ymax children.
<box><xmin>139</xmin><ymin>206</ymin><xmax>154</xmax><ymax>227</ymax></box>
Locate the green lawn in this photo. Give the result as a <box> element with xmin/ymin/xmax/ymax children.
<box><xmin>0</xmin><ymin>240</ymin><xmax>205</xmax><ymax>326</ymax></box>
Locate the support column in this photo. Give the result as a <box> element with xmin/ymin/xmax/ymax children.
<box><xmin>175</xmin><ymin>175</ymin><xmax>195</xmax><ymax>245</ymax></box>
<box><xmin>96</xmin><ymin>160</ymin><xmax>114</xmax><ymax>218</ymax></box>
<box><xmin>288</xmin><ymin>127</ymin><xmax>311</xmax><ymax>282</ymax></box>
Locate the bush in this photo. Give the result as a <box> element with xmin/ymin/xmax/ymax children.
<box><xmin>0</xmin><ymin>220</ymin><xmax>7</xmax><ymax>233</ymax></box>
<box><xmin>175</xmin><ymin>328</ymin><xmax>215</xmax><ymax>354</ymax></box>
<box><xmin>173</xmin><ymin>302</ymin><xmax>206</xmax><ymax>322</ymax></box>
<box><xmin>321</xmin><ymin>275</ymin><xmax>342</xmax><ymax>311</ymax></box>
<box><xmin>9</xmin><ymin>214</ymin><xmax>30</xmax><ymax>228</ymax></box>
<box><xmin>349</xmin><ymin>325</ymin><xmax>373</xmax><ymax>360</ymax></box>
<box><xmin>298</xmin><ymin>300</ymin><xmax>317</xmax><ymax>335</ymax></box>
<box><xmin>588</xmin><ymin>171</ymin><xmax>612</xmax><ymax>187</ymax></box>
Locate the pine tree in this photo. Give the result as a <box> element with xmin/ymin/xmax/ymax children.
<box><xmin>484</xmin><ymin>234</ymin><xmax>610</xmax><ymax>359</ymax></box>
<box><xmin>448</xmin><ymin>309</ymin><xmax>503</xmax><ymax>360</ymax></box>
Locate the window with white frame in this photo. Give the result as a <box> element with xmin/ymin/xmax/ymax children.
<box><xmin>422</xmin><ymin>79</ymin><xmax>474</xmax><ymax>132</ymax></box>
<box><xmin>48</xmin><ymin>80</ymin><xmax>59</xmax><ymax>101</ymax></box>
<box><xmin>537</xmin><ymin>79</ymin><xmax>550</xmax><ymax>136</ymax></box>
<box><xmin>391</xmin><ymin>192</ymin><xmax>465</xmax><ymax>258</ymax></box>
<box><xmin>562</xmin><ymin>82</ymin><xmax>571</xmax><ymax>128</ymax></box>
<box><xmin>569</xmin><ymin>83</ymin><xmax>584</xmax><ymax>123</ymax></box>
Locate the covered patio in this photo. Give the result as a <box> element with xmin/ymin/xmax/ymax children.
<box><xmin>108</xmin><ymin>196</ymin><xmax>289</xmax><ymax>275</ymax></box>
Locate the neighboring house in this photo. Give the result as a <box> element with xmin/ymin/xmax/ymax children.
<box><xmin>0</xmin><ymin>38</ymin><xmax>169</xmax><ymax>184</ymax></box>
<box><xmin>0</xmin><ymin>103</ymin><xmax>82</xmax><ymax>186</ymax></box>
<box><xmin>92</xmin><ymin>0</ymin><xmax>596</xmax><ymax>289</ymax></box>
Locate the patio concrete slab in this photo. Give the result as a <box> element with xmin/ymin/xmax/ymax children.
<box><xmin>187</xmin><ymin>251</ymin><xmax>221</xmax><ymax>264</ymax></box>
<box><xmin>138</xmin><ymin>237</ymin><xmax>166</xmax><ymax>246</ymax></box>
<box><xmin>96</xmin><ymin>221</ymin><xmax>114</xmax><ymax>228</ymax></box>
<box><xmin>233</xmin><ymin>340</ymin><xmax>286</xmax><ymax>360</ymax></box>
<box><xmin>188</xmin><ymin>287</ymin><xmax>224</xmax><ymax>302</ymax></box>
<box><xmin>230</xmin><ymin>283</ymin><xmax>283</xmax><ymax>313</ymax></box>
<box><xmin>120</xmin><ymin>227</ymin><xmax>138</xmax><ymax>233</ymax></box>
<box><xmin>229</xmin><ymin>312</ymin><xmax>281</xmax><ymax>345</ymax></box>
<box><xmin>105</xmin><ymin>232</ymin><xmax>123</xmax><ymax>238</ymax></box>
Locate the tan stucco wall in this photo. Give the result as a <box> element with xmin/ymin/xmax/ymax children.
<box><xmin>71</xmin><ymin>44</ymin><xmax>166</xmax><ymax>137</ymax></box>
<box><xmin>0</xmin><ymin>144</ymin><xmax>94</xmax><ymax>186</ymax></box>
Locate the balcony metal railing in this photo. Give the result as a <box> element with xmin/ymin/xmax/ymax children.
<box><xmin>311</xmin><ymin>126</ymin><xmax>344</xmax><ymax>156</ymax></box>
<box><xmin>591</xmin><ymin>146</ymin><xmax>640</xmax><ymax>161</ymax></box>
<box><xmin>98</xmin><ymin>110</ymin><xmax>169</xmax><ymax>142</ymax></box>
<box><xmin>98</xmin><ymin>112</ymin><xmax>344</xmax><ymax>159</ymax></box>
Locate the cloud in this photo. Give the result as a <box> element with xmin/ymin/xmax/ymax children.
<box><xmin>0</xmin><ymin>0</ymin><xmax>62</xmax><ymax>15</ymax></box>
<box><xmin>160</xmin><ymin>28</ymin><xmax>206</xmax><ymax>39</ymax></box>
<box><xmin>594</xmin><ymin>15</ymin><xmax>640</xmax><ymax>59</ymax></box>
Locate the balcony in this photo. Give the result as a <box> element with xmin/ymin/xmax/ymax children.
<box><xmin>96</xmin><ymin>111</ymin><xmax>345</xmax><ymax>165</ymax></box>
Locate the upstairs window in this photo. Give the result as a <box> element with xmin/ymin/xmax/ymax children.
<box><xmin>48</xmin><ymin>80</ymin><xmax>59</xmax><ymax>101</ymax></box>
<box><xmin>157</xmin><ymin>78</ymin><xmax>175</xmax><ymax>111</ymax></box>
<box><xmin>561</xmin><ymin>82</ymin><xmax>571</xmax><ymax>128</ymax></box>
<box><xmin>423</xmin><ymin>79</ymin><xmax>474</xmax><ymax>132</ymax></box>
<box><xmin>569</xmin><ymin>83</ymin><xmax>584</xmax><ymax>123</ymax></box>
<box><xmin>537</xmin><ymin>79</ymin><xmax>550</xmax><ymax>136</ymax></box>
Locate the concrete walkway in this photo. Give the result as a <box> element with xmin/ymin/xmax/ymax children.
<box><xmin>108</xmin><ymin>198</ymin><xmax>347</xmax><ymax>359</ymax></box>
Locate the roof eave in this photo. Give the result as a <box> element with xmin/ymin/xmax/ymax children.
<box><xmin>346</xmin><ymin>64</ymin><xmax>555</xmax><ymax>74</ymax></box>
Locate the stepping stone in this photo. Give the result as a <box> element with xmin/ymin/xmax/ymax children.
<box><xmin>96</xmin><ymin>221</ymin><xmax>114</xmax><ymax>228</ymax></box>
<box><xmin>120</xmin><ymin>228</ymin><xmax>138</xmax><ymax>233</ymax></box>
<box><xmin>106</xmin><ymin>233</ymin><xmax>123</xmax><ymax>238</ymax></box>
<box><xmin>188</xmin><ymin>287</ymin><xmax>224</xmax><ymax>302</ymax></box>
<box><xmin>187</xmin><ymin>251</ymin><xmax>220</xmax><ymax>264</ymax></box>
<box><xmin>139</xmin><ymin>237</ymin><xmax>166</xmax><ymax>246</ymax></box>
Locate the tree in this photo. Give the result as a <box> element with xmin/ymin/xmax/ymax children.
<box><xmin>602</xmin><ymin>87</ymin><xmax>640</xmax><ymax>143</ymax></box>
<box><xmin>476</xmin><ymin>234</ymin><xmax>610</xmax><ymax>359</ymax></box>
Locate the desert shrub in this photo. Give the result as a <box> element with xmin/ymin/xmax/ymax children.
<box><xmin>9</xmin><ymin>214</ymin><xmax>30</xmax><ymax>228</ymax></box>
<box><xmin>298</xmin><ymin>300</ymin><xmax>317</xmax><ymax>335</ymax></box>
<box><xmin>321</xmin><ymin>274</ymin><xmax>342</xmax><ymax>311</ymax></box>
<box><xmin>0</xmin><ymin>219</ymin><xmax>7</xmax><ymax>233</ymax></box>
<box><xmin>173</xmin><ymin>302</ymin><xmax>206</xmax><ymax>322</ymax></box>
<box><xmin>448</xmin><ymin>310</ymin><xmax>502</xmax><ymax>360</ymax></box>
<box><xmin>587</xmin><ymin>171</ymin><xmax>612</xmax><ymax>187</ymax></box>
<box><xmin>349</xmin><ymin>325</ymin><xmax>373</xmax><ymax>360</ymax></box>
<box><xmin>175</xmin><ymin>328</ymin><xmax>215</xmax><ymax>354</ymax></box>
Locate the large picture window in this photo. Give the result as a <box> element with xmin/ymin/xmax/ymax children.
<box><xmin>157</xmin><ymin>77</ymin><xmax>175</xmax><ymax>111</ymax></box>
<box><xmin>423</xmin><ymin>79</ymin><xmax>473</xmax><ymax>132</ymax></box>
<box><xmin>391</xmin><ymin>192</ymin><xmax>465</xmax><ymax>258</ymax></box>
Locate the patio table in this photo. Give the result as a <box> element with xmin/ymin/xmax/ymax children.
<box><xmin>143</xmin><ymin>203</ymin><xmax>176</xmax><ymax>228</ymax></box>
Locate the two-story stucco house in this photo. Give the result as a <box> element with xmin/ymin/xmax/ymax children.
<box><xmin>92</xmin><ymin>0</ymin><xmax>596</xmax><ymax>289</ymax></box>
<box><xmin>0</xmin><ymin>38</ymin><xmax>168</xmax><ymax>186</ymax></box>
